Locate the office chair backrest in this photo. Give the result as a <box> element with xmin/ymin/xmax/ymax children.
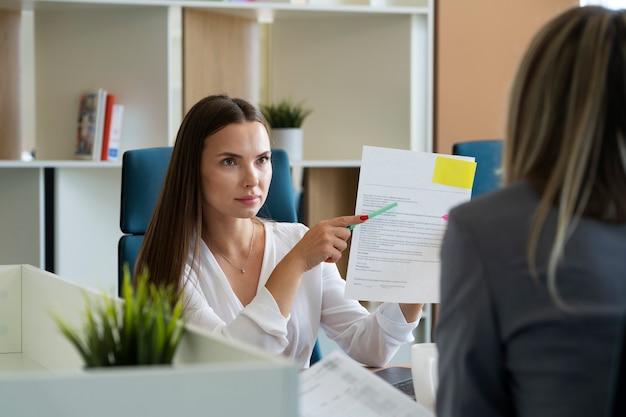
<box><xmin>452</xmin><ymin>139</ymin><xmax>503</xmax><ymax>197</ymax></box>
<box><xmin>119</xmin><ymin>147</ymin><xmax>172</xmax><ymax>287</ymax></box>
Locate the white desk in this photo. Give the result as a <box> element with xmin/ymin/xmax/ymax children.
<box><xmin>0</xmin><ymin>265</ymin><xmax>299</xmax><ymax>417</ymax></box>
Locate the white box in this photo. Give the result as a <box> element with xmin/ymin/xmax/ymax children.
<box><xmin>0</xmin><ymin>265</ymin><xmax>298</xmax><ymax>417</ymax></box>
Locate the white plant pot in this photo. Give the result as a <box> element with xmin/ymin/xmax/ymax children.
<box><xmin>271</xmin><ymin>128</ymin><xmax>303</xmax><ymax>162</ymax></box>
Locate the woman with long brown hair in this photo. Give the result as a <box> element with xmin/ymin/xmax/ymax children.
<box><xmin>136</xmin><ymin>94</ymin><xmax>422</xmax><ymax>368</ymax></box>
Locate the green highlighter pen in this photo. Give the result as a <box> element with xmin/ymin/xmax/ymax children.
<box><xmin>347</xmin><ymin>201</ymin><xmax>399</xmax><ymax>230</ymax></box>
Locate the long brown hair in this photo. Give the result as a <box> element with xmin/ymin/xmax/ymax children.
<box><xmin>504</xmin><ymin>6</ymin><xmax>626</xmax><ymax>307</ymax></box>
<box><xmin>135</xmin><ymin>95</ymin><xmax>268</xmax><ymax>290</ymax></box>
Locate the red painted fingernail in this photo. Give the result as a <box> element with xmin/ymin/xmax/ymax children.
<box><xmin>360</xmin><ymin>215</ymin><xmax>369</xmax><ymax>221</ymax></box>
<box><xmin>442</xmin><ymin>214</ymin><xmax>449</xmax><ymax>221</ymax></box>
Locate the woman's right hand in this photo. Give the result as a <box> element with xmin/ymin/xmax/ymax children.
<box><xmin>287</xmin><ymin>215</ymin><xmax>366</xmax><ymax>272</ymax></box>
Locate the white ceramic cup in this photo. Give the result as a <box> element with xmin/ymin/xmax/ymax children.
<box><xmin>411</xmin><ymin>342</ymin><xmax>439</xmax><ymax>411</ymax></box>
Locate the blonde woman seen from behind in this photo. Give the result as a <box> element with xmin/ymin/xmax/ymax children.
<box><xmin>436</xmin><ymin>6</ymin><xmax>626</xmax><ymax>417</ymax></box>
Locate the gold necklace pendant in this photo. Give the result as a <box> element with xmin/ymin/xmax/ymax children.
<box><xmin>210</xmin><ymin>219</ymin><xmax>255</xmax><ymax>274</ymax></box>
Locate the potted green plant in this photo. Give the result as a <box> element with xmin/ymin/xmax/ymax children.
<box><xmin>52</xmin><ymin>266</ymin><xmax>185</xmax><ymax>367</ymax></box>
<box><xmin>260</xmin><ymin>97</ymin><xmax>313</xmax><ymax>162</ymax></box>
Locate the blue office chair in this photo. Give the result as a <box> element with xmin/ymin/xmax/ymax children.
<box><xmin>452</xmin><ymin>139</ymin><xmax>504</xmax><ymax>197</ymax></box>
<box><xmin>118</xmin><ymin>146</ymin><xmax>323</xmax><ymax>365</ymax></box>
<box><xmin>119</xmin><ymin>146</ymin><xmax>172</xmax><ymax>291</ymax></box>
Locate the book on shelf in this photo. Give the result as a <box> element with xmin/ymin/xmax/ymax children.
<box><xmin>101</xmin><ymin>100</ymin><xmax>124</xmax><ymax>162</ymax></box>
<box><xmin>75</xmin><ymin>88</ymin><xmax>107</xmax><ymax>161</ymax></box>
<box><xmin>99</xmin><ymin>93</ymin><xmax>115</xmax><ymax>160</ymax></box>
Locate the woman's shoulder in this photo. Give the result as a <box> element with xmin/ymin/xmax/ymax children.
<box><xmin>452</xmin><ymin>180</ymin><xmax>538</xmax><ymax>217</ymax></box>
<box><xmin>447</xmin><ymin>180</ymin><xmax>540</xmax><ymax>234</ymax></box>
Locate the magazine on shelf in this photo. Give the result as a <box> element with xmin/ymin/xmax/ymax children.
<box><xmin>75</xmin><ymin>88</ymin><xmax>107</xmax><ymax>160</ymax></box>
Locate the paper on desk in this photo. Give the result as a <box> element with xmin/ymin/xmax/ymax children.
<box><xmin>345</xmin><ymin>146</ymin><xmax>475</xmax><ymax>303</ymax></box>
<box><xmin>300</xmin><ymin>351</ymin><xmax>434</xmax><ymax>417</ymax></box>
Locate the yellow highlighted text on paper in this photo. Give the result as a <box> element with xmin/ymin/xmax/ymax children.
<box><xmin>432</xmin><ymin>156</ymin><xmax>477</xmax><ymax>189</ymax></box>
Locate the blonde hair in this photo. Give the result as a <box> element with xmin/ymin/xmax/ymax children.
<box><xmin>504</xmin><ymin>6</ymin><xmax>626</xmax><ymax>308</ymax></box>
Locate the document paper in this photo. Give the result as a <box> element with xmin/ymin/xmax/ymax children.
<box><xmin>345</xmin><ymin>146</ymin><xmax>476</xmax><ymax>303</ymax></box>
<box><xmin>300</xmin><ymin>351</ymin><xmax>434</xmax><ymax>417</ymax></box>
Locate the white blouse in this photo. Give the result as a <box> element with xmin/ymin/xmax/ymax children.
<box><xmin>181</xmin><ymin>221</ymin><xmax>419</xmax><ymax>368</ymax></box>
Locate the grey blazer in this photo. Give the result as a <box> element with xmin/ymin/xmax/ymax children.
<box><xmin>436</xmin><ymin>181</ymin><xmax>626</xmax><ymax>417</ymax></box>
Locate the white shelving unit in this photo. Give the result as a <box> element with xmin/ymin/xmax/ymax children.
<box><xmin>0</xmin><ymin>0</ymin><xmax>434</xmax><ymax>296</ymax></box>
<box><xmin>0</xmin><ymin>162</ymin><xmax>122</xmax><ymax>290</ymax></box>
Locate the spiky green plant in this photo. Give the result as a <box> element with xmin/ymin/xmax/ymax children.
<box><xmin>260</xmin><ymin>97</ymin><xmax>313</xmax><ymax>128</ymax></box>
<box><xmin>52</xmin><ymin>265</ymin><xmax>185</xmax><ymax>367</ymax></box>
